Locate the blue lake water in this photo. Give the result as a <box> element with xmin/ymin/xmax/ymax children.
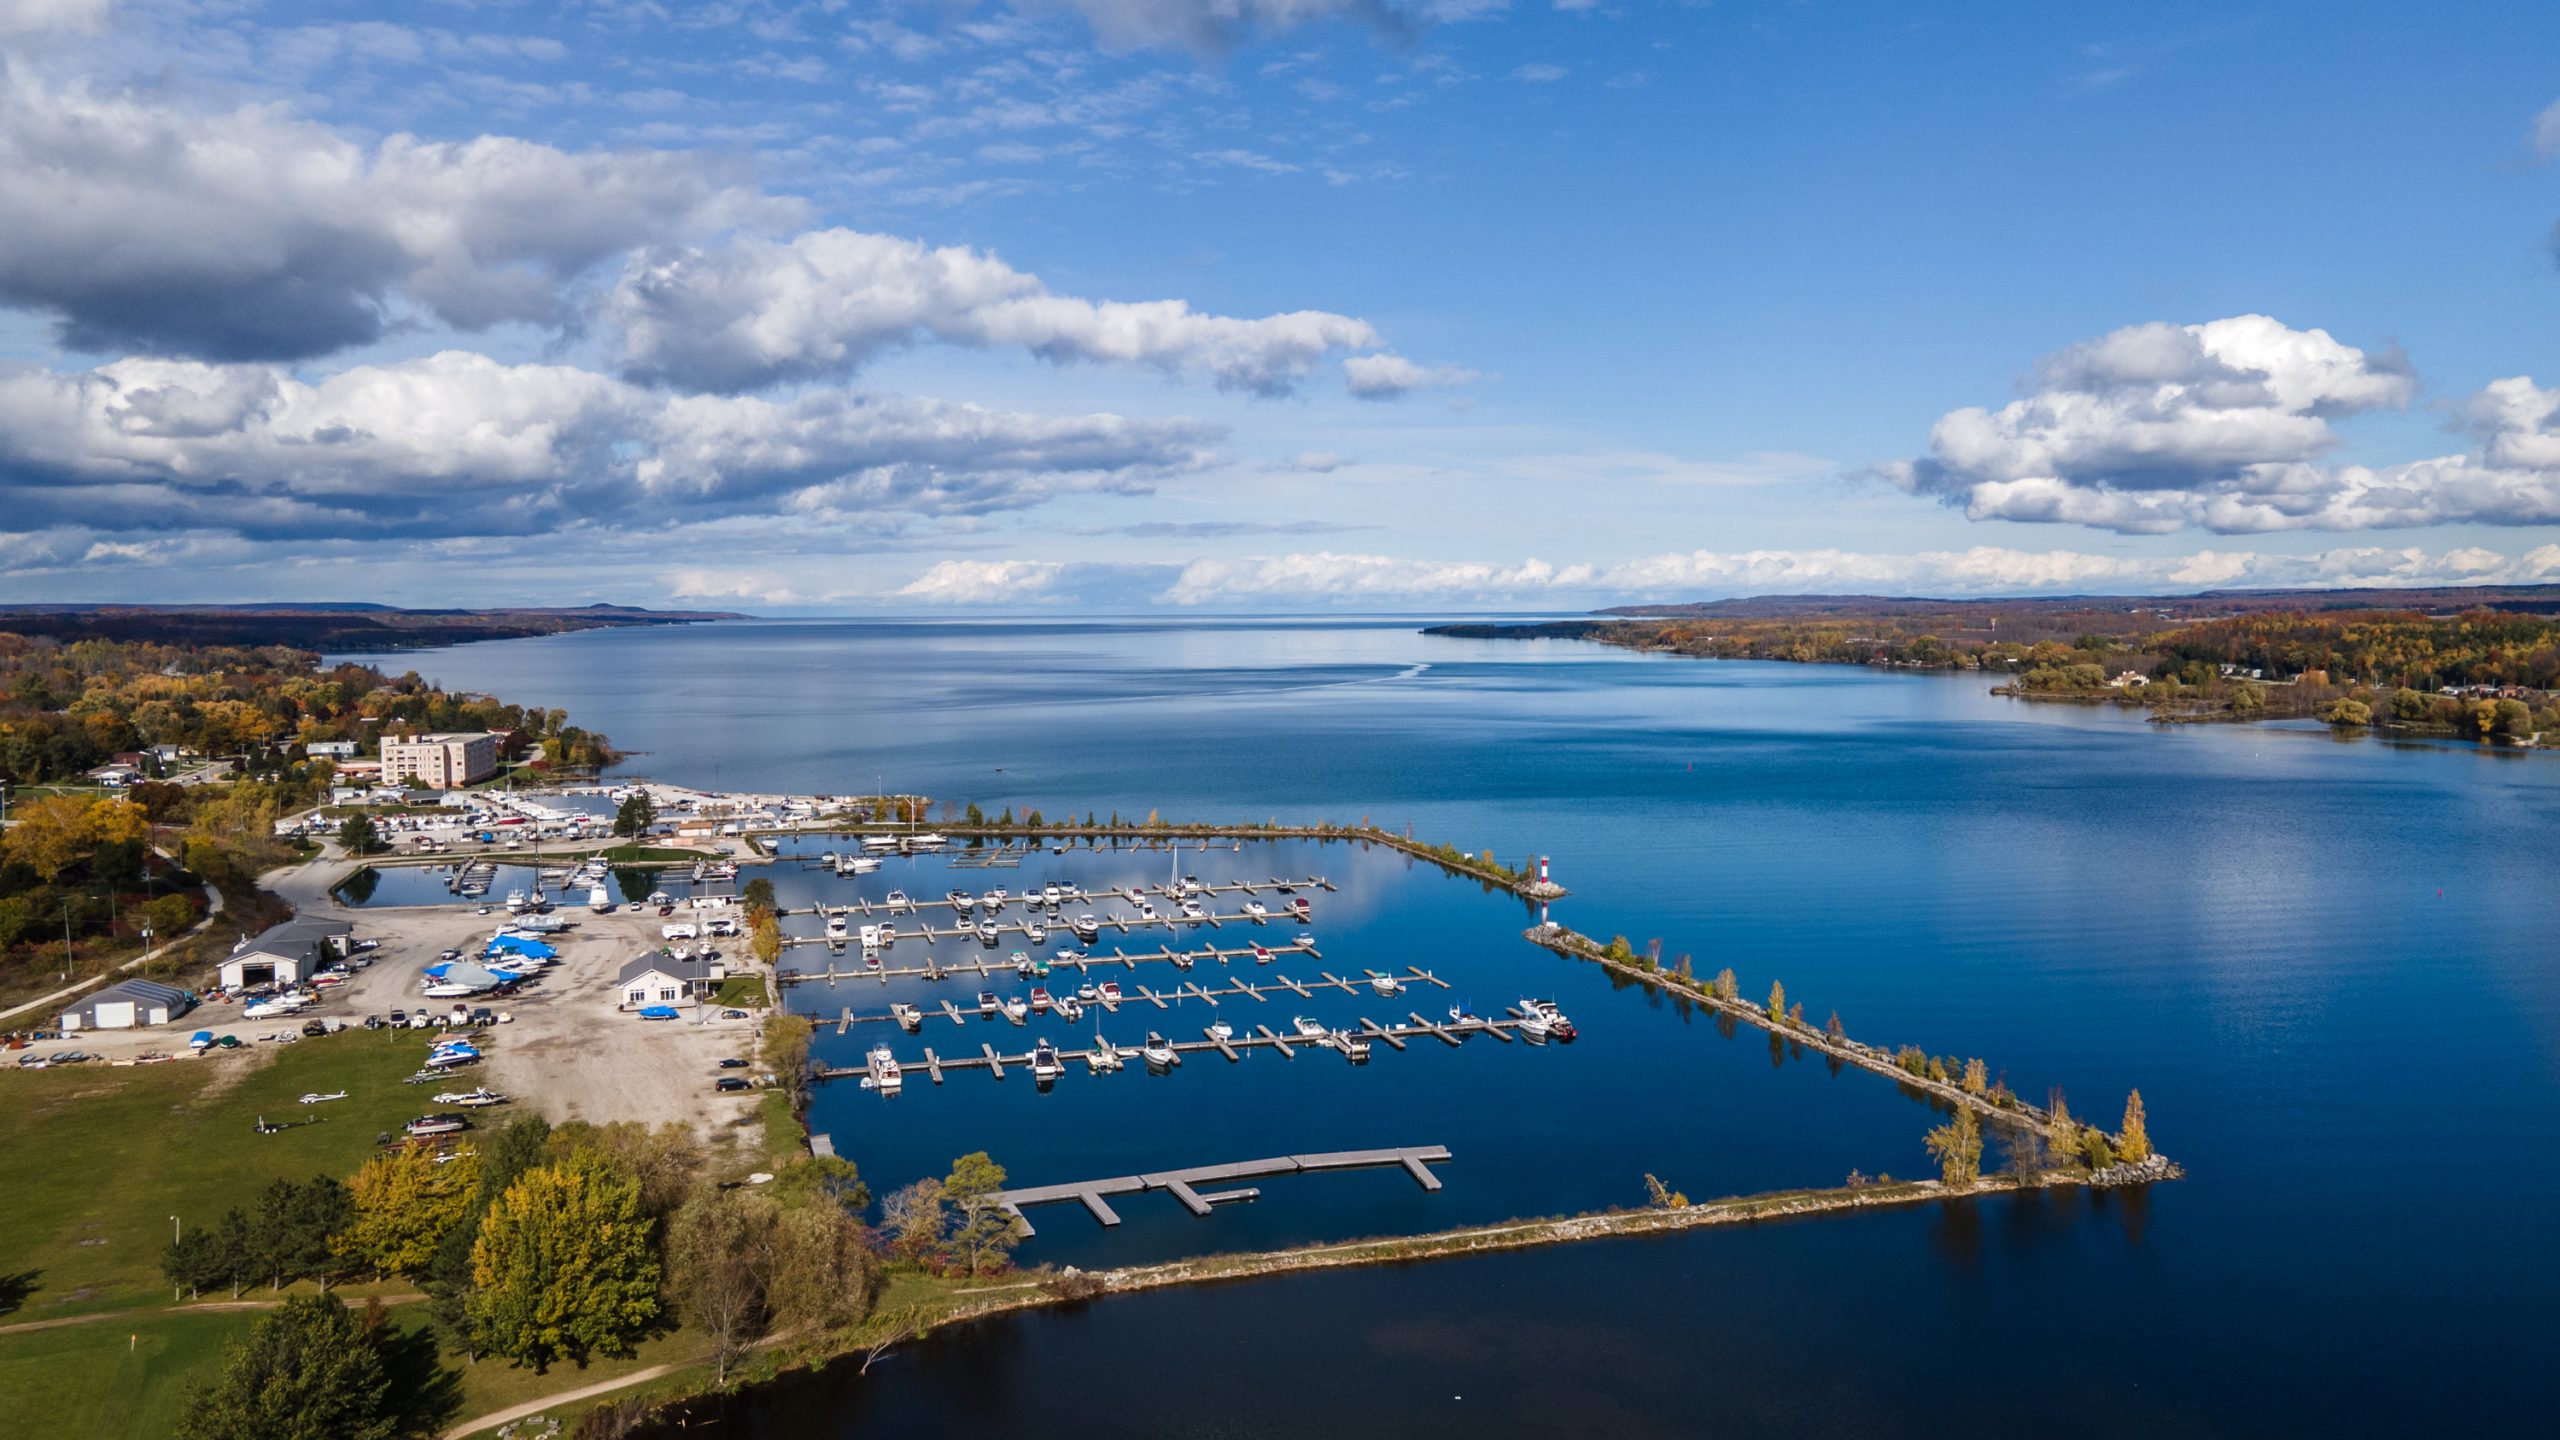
<box><xmin>357</xmin><ymin>618</ymin><xmax>2560</xmax><ymax>1435</ymax></box>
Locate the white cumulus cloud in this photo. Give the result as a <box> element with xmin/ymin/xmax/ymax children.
<box><xmin>1342</xmin><ymin>352</ymin><xmax>1479</xmax><ymax>400</ymax></box>
<box><xmin>0</xmin><ymin>70</ymin><xmax>790</xmax><ymax>361</ymax></box>
<box><xmin>611</xmin><ymin>228</ymin><xmax>1393</xmax><ymax>396</ymax></box>
<box><xmin>0</xmin><ymin>352</ymin><xmax>1218</xmax><ymax>538</ymax></box>
<box><xmin>1884</xmin><ymin>314</ymin><xmax>2560</xmax><ymax>533</ymax></box>
<box><xmin>895</xmin><ymin>558</ymin><xmax>1068</xmax><ymax>603</ymax></box>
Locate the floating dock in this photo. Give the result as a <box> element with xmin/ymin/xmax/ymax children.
<box><xmin>814</xmin><ymin>1006</ymin><xmax>1539</xmax><ymax>1086</ymax></box>
<box><xmin>777</xmin><ymin>939</ymin><xmax>1347</xmax><ymax>986</ymax></box>
<box><xmin>996</xmin><ymin>1145</ymin><xmax>1453</xmax><ymax>1235</ymax></box>
<box><xmin>831</xmin><ymin>967</ymin><xmax>1451</xmax><ymax>1028</ymax></box>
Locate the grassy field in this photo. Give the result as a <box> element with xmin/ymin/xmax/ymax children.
<box><xmin>0</xmin><ymin>1032</ymin><xmax>463</xmax><ymax>1318</ymax></box>
<box><xmin>0</xmin><ymin>1305</ymin><xmax>248</xmax><ymax>1440</ymax></box>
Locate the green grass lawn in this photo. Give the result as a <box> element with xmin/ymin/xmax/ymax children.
<box><xmin>0</xmin><ymin>1033</ymin><xmax>465</xmax><ymax>1319</ymax></box>
<box><xmin>711</xmin><ymin>975</ymin><xmax>768</xmax><ymax>1008</ymax></box>
<box><xmin>0</xmin><ymin>1305</ymin><xmax>249</xmax><ymax>1440</ymax></box>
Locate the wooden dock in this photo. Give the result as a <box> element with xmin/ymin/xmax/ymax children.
<box><xmin>996</xmin><ymin>1145</ymin><xmax>1452</xmax><ymax>1236</ymax></box>
<box><xmin>777</xmin><ymin>935</ymin><xmax>1330</xmax><ymax>980</ymax></box>
<box><xmin>829</xmin><ymin>963</ymin><xmax>1454</xmax><ymax>1019</ymax></box>
<box><xmin>813</xmin><ymin>1007</ymin><xmax>1537</xmax><ymax>1086</ymax></box>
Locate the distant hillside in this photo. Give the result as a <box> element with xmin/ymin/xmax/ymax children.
<box><xmin>1594</xmin><ymin>584</ymin><xmax>2560</xmax><ymax>622</ymax></box>
<box><xmin>0</xmin><ymin>602</ymin><xmax>749</xmax><ymax>651</ymax></box>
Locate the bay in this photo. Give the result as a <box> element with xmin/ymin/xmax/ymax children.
<box><xmin>358</xmin><ymin>618</ymin><xmax>2560</xmax><ymax>1435</ymax></box>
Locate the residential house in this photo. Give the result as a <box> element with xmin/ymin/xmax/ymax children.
<box><xmin>616</xmin><ymin>952</ymin><xmax>723</xmax><ymax>1009</ymax></box>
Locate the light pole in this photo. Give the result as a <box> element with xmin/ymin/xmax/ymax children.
<box><xmin>170</xmin><ymin>1216</ymin><xmax>181</xmax><ymax>1300</ymax></box>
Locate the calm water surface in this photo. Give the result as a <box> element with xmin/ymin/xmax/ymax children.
<box><xmin>363</xmin><ymin>618</ymin><xmax>2560</xmax><ymax>1436</ymax></box>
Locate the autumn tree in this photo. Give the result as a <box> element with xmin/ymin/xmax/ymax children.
<box><xmin>339</xmin><ymin>1148</ymin><xmax>479</xmax><ymax>1278</ymax></box>
<box><xmin>1765</xmin><ymin>980</ymin><xmax>1786</xmax><ymax>1026</ymax></box>
<box><xmin>176</xmin><ymin>1293</ymin><xmax>397</xmax><ymax>1440</ymax></box>
<box><xmin>667</xmin><ymin>1188</ymin><xmax>775</xmax><ymax>1386</ymax></box>
<box><xmin>752</xmin><ymin>912</ymin><xmax>783</xmax><ymax>970</ymax></box>
<box><xmin>2117</xmin><ymin>1090</ymin><xmax>2152</xmax><ymax>1163</ymax></box>
<box><xmin>2</xmin><ymin>794</ymin><xmax>101</xmax><ymax>881</ymax></box>
<box><xmin>1924</xmin><ymin>1108</ymin><xmax>1982</xmax><ymax>1188</ymax></box>
<box><xmin>467</xmin><ymin>1156</ymin><xmax>662</xmax><ymax>1368</ymax></box>
<box><xmin>2046</xmin><ymin>1088</ymin><xmax>2079</xmax><ymax>1161</ymax></box>
<box><xmin>1711</xmin><ymin>967</ymin><xmax>1738</xmax><ymax>1003</ymax></box>
<box><xmin>766</xmin><ymin>1201</ymin><xmax>877</xmax><ymax>1334</ymax></box>
<box><xmin>881</xmin><ymin>1179</ymin><xmax>947</xmax><ymax>1267</ymax></box>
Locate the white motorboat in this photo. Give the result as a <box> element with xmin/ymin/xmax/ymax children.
<box><xmin>1032</xmin><ymin>1039</ymin><xmax>1063</xmax><ymax>1081</ymax></box>
<box><xmin>588</xmin><ymin>886</ymin><xmax>613</xmax><ymax>914</ymax></box>
<box><xmin>1054</xmin><ymin>996</ymin><xmax>1085</xmax><ymax>1023</ymax></box>
<box><xmin>1023</xmin><ymin>921</ymin><xmax>1049</xmax><ymax>945</ymax></box>
<box><xmin>503</xmin><ymin>889</ymin><xmax>527</xmax><ymax>913</ymax></box>
<box><xmin>1514</xmin><ymin>1010</ymin><xmax>1551</xmax><ymax>1040</ymax></box>
<box><xmin>1070</xmin><ymin>914</ymin><xmax>1100</xmax><ymax>941</ymax></box>
<box><xmin>884</xmin><ymin>889</ymin><xmax>913</xmax><ymax>910</ymax></box>
<box><xmin>1371</xmin><ymin>973</ymin><xmax>1403</xmax><ymax>996</ymax></box>
<box><xmin>868</xmin><ymin>1045</ymin><xmax>904</xmax><ymax>1093</ymax></box>
<box><xmin>1141</xmin><ymin>1032</ymin><xmax>1176</xmax><ymax>1066</ymax></box>
<box><xmin>1292</xmin><ymin>1016</ymin><xmax>1327</xmax><ymax>1040</ymax></box>
<box><xmin>1243</xmin><ymin>900</ymin><xmax>1269</xmax><ymax>919</ymax></box>
<box><xmin>1208</xmin><ymin>1018</ymin><xmax>1235</xmax><ymax>1041</ymax></box>
<box><xmin>1002</xmin><ymin>997</ymin><xmax>1030</xmax><ymax>1023</ymax></box>
<box><xmin>826</xmin><ymin>915</ymin><xmax>849</xmax><ymax>938</ymax></box>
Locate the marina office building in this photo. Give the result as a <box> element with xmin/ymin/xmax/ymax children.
<box><xmin>381</xmin><ymin>732</ymin><xmax>501</xmax><ymax>789</ymax></box>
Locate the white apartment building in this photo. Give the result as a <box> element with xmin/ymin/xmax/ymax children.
<box><xmin>380</xmin><ymin>732</ymin><xmax>500</xmax><ymax>789</ymax></box>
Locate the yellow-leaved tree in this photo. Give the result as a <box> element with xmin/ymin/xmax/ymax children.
<box><xmin>468</xmin><ymin>1156</ymin><xmax>661</xmax><ymax>1368</ymax></box>
<box><xmin>339</xmin><ymin>1148</ymin><xmax>480</xmax><ymax>1278</ymax></box>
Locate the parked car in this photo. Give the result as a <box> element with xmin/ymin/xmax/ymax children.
<box><xmin>363</xmin><ymin>1015</ymin><xmax>385</xmax><ymax>1031</ymax></box>
<box><xmin>299</xmin><ymin>1019</ymin><xmax>327</xmax><ymax>1037</ymax></box>
<box><xmin>720</xmin><ymin>1009</ymin><xmax>748</xmax><ymax>1020</ymax></box>
<box><xmin>717</xmin><ymin>1057</ymin><xmax>750</xmax><ymax>1069</ymax></box>
<box><xmin>714</xmin><ymin>1077</ymin><xmax>752</xmax><ymax>1092</ymax></box>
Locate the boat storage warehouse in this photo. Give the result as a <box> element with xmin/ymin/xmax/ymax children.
<box><xmin>61</xmin><ymin>978</ymin><xmax>197</xmax><ymax>1031</ymax></box>
<box><xmin>220</xmin><ymin>918</ymin><xmax>355</xmax><ymax>990</ymax></box>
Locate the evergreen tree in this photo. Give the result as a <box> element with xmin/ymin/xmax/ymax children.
<box><xmin>1766</xmin><ymin>980</ymin><xmax>1786</xmax><ymax>1025</ymax></box>
<box><xmin>176</xmin><ymin>1293</ymin><xmax>397</xmax><ymax>1440</ymax></box>
<box><xmin>612</xmin><ymin>792</ymin><xmax>656</xmax><ymax>837</ymax></box>
<box><xmin>335</xmin><ymin>813</ymin><xmax>380</xmax><ymax>855</ymax></box>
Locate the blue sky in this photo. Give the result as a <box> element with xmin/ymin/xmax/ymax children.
<box><xmin>3</xmin><ymin>0</ymin><xmax>2559</xmax><ymax>609</ymax></box>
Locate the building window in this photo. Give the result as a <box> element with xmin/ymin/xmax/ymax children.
<box><xmin>628</xmin><ymin>990</ymin><xmax>645</xmax><ymax>1006</ymax></box>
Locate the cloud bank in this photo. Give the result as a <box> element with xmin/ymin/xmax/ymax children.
<box><xmin>1885</xmin><ymin>314</ymin><xmax>2560</xmax><ymax>534</ymax></box>
<box><xmin>0</xmin><ymin>352</ymin><xmax>1216</xmax><ymax>538</ymax></box>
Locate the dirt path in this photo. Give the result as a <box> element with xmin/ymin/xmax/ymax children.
<box><xmin>0</xmin><ymin>1292</ymin><xmax>425</xmax><ymax>1337</ymax></box>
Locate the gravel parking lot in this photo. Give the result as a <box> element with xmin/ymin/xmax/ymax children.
<box><xmin>15</xmin><ymin>848</ymin><xmax>776</xmax><ymax>1151</ymax></box>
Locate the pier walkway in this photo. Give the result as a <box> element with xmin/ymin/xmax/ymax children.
<box><xmin>813</xmin><ymin>1010</ymin><xmax>1535</xmax><ymax>1085</ymax></box>
<box><xmin>778</xmin><ymin>938</ymin><xmax>1339</xmax><ymax>984</ymax></box>
<box><xmin>997</xmin><ymin>1145</ymin><xmax>1453</xmax><ymax>1234</ymax></box>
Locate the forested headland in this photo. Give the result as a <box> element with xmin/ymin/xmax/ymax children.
<box><xmin>1430</xmin><ymin>598</ymin><xmax>2560</xmax><ymax>741</ymax></box>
